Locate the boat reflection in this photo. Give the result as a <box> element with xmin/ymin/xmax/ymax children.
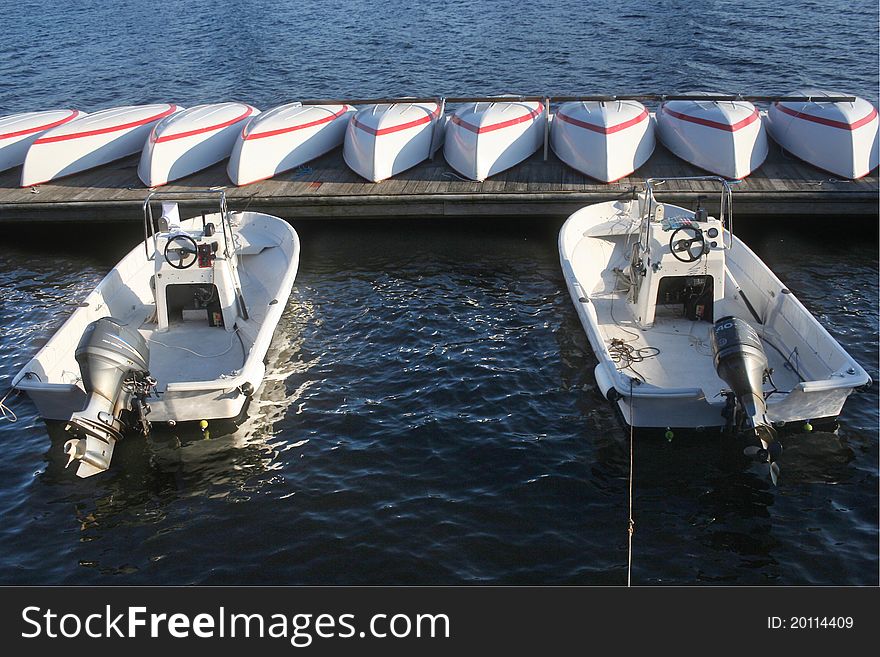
<box><xmin>38</xmin><ymin>300</ymin><xmax>313</xmax><ymax>532</ymax></box>
<box><xmin>553</xmin><ymin>291</ymin><xmax>859</xmax><ymax>579</ymax></box>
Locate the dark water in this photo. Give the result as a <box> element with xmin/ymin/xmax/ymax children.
<box><xmin>0</xmin><ymin>0</ymin><xmax>877</xmax><ymax>112</ymax></box>
<box><xmin>0</xmin><ymin>219</ymin><xmax>876</xmax><ymax>585</ymax></box>
<box><xmin>0</xmin><ymin>1</ymin><xmax>877</xmax><ymax>585</ymax></box>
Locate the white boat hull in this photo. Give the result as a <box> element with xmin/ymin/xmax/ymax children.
<box><xmin>228</xmin><ymin>103</ymin><xmax>354</xmax><ymax>185</ymax></box>
<box><xmin>657</xmin><ymin>98</ymin><xmax>768</xmax><ymax>179</ymax></box>
<box><xmin>343</xmin><ymin>102</ymin><xmax>442</xmax><ymax>182</ymax></box>
<box><xmin>765</xmin><ymin>90</ymin><xmax>879</xmax><ymax>179</ymax></box>
<box><xmin>0</xmin><ymin>109</ymin><xmax>81</xmax><ymax>173</ymax></box>
<box><xmin>13</xmin><ymin>211</ymin><xmax>299</xmax><ymax>424</ymax></box>
<box><xmin>551</xmin><ymin>101</ymin><xmax>655</xmax><ymax>182</ymax></box>
<box><xmin>443</xmin><ymin>101</ymin><xmax>545</xmax><ymax>181</ymax></box>
<box><xmin>21</xmin><ymin>104</ymin><xmax>179</xmax><ymax>186</ymax></box>
<box><xmin>139</xmin><ymin>103</ymin><xmax>258</xmax><ymax>187</ymax></box>
<box><xmin>559</xmin><ymin>197</ymin><xmax>869</xmax><ymax>431</ymax></box>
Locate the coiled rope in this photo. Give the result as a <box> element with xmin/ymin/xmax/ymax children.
<box><xmin>609</xmin><ymin>338</ymin><xmax>659</xmax><ymax>382</ymax></box>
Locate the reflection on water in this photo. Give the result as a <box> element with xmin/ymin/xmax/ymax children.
<box><xmin>146</xmin><ymin>301</ymin><xmax>315</xmax><ymax>477</ymax></box>
<box><xmin>34</xmin><ymin>302</ymin><xmax>313</xmax><ymax>570</ymax></box>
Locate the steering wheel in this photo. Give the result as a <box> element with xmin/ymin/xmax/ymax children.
<box><xmin>163</xmin><ymin>234</ymin><xmax>198</xmax><ymax>269</ymax></box>
<box><xmin>669</xmin><ymin>225</ymin><xmax>707</xmax><ymax>263</ymax></box>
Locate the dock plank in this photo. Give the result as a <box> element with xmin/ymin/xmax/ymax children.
<box><xmin>0</xmin><ymin>142</ymin><xmax>875</xmax><ymax>223</ymax></box>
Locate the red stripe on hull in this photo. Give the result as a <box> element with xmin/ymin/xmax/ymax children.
<box><xmin>352</xmin><ymin>105</ymin><xmax>440</xmax><ymax>136</ymax></box>
<box><xmin>775</xmin><ymin>103</ymin><xmax>878</xmax><ymax>131</ymax></box>
<box><xmin>154</xmin><ymin>106</ymin><xmax>254</xmax><ymax>143</ymax></box>
<box><xmin>34</xmin><ymin>106</ymin><xmax>177</xmax><ymax>144</ymax></box>
<box><xmin>0</xmin><ymin>110</ymin><xmax>80</xmax><ymax>140</ymax></box>
<box><xmin>662</xmin><ymin>105</ymin><xmax>759</xmax><ymax>132</ymax></box>
<box><xmin>451</xmin><ymin>105</ymin><xmax>543</xmax><ymax>134</ymax></box>
<box><xmin>244</xmin><ymin>105</ymin><xmax>352</xmax><ymax>140</ymax></box>
<box><xmin>555</xmin><ymin>107</ymin><xmax>648</xmax><ymax>134</ymax></box>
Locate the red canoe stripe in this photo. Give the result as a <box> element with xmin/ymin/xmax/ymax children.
<box><xmin>556</xmin><ymin>107</ymin><xmax>648</xmax><ymax>134</ymax></box>
<box><xmin>34</xmin><ymin>106</ymin><xmax>177</xmax><ymax>144</ymax></box>
<box><xmin>0</xmin><ymin>110</ymin><xmax>80</xmax><ymax>140</ymax></box>
<box><xmin>244</xmin><ymin>105</ymin><xmax>352</xmax><ymax>140</ymax></box>
<box><xmin>155</xmin><ymin>106</ymin><xmax>255</xmax><ymax>143</ymax></box>
<box><xmin>451</xmin><ymin>105</ymin><xmax>543</xmax><ymax>134</ymax></box>
<box><xmin>775</xmin><ymin>102</ymin><xmax>878</xmax><ymax>131</ymax></box>
<box><xmin>662</xmin><ymin>105</ymin><xmax>759</xmax><ymax>132</ymax></box>
<box><xmin>352</xmin><ymin>105</ymin><xmax>440</xmax><ymax>136</ymax></box>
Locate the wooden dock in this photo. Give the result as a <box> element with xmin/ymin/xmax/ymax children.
<box><xmin>0</xmin><ymin>140</ymin><xmax>876</xmax><ymax>223</ymax></box>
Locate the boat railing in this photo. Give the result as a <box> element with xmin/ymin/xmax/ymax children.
<box><xmin>142</xmin><ymin>189</ymin><xmax>232</xmax><ymax>262</ymax></box>
<box><xmin>295</xmin><ymin>94</ymin><xmax>856</xmax><ymax>106</ymax></box>
<box><xmin>644</xmin><ymin>176</ymin><xmax>735</xmax><ymax>248</ymax></box>
<box><xmin>298</xmin><ymin>93</ymin><xmax>854</xmax><ymax>167</ymax></box>
<box><xmin>143</xmin><ymin>188</ymin><xmax>250</xmax><ymax>321</ymax></box>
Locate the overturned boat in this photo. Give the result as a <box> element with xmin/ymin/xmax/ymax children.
<box><xmin>657</xmin><ymin>95</ymin><xmax>768</xmax><ymax>179</ymax></box>
<box><xmin>551</xmin><ymin>100</ymin><xmax>654</xmax><ymax>182</ymax></box>
<box><xmin>12</xmin><ymin>190</ymin><xmax>300</xmax><ymax>477</ymax></box>
<box><xmin>139</xmin><ymin>102</ymin><xmax>258</xmax><ymax>187</ymax></box>
<box><xmin>343</xmin><ymin>101</ymin><xmax>443</xmax><ymax>182</ymax></box>
<box><xmin>765</xmin><ymin>89</ymin><xmax>879</xmax><ymax>179</ymax></box>
<box><xmin>21</xmin><ymin>104</ymin><xmax>179</xmax><ymax>186</ymax></box>
<box><xmin>0</xmin><ymin>109</ymin><xmax>81</xmax><ymax>173</ymax></box>
<box><xmin>443</xmin><ymin>100</ymin><xmax>546</xmax><ymax>181</ymax></box>
<box><xmin>559</xmin><ymin>177</ymin><xmax>870</xmax><ymax>482</ymax></box>
<box><xmin>227</xmin><ymin>102</ymin><xmax>355</xmax><ymax>185</ymax></box>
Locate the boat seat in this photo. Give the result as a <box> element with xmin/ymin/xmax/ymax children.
<box><xmin>234</xmin><ymin>232</ymin><xmax>281</xmax><ymax>255</ymax></box>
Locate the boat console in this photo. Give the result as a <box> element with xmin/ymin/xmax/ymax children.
<box><xmin>630</xmin><ymin>191</ymin><xmax>726</xmax><ymax>328</ymax></box>
<box><xmin>633</xmin><ymin>178</ymin><xmax>780</xmax><ymax>479</ymax></box>
<box><xmin>147</xmin><ymin>199</ymin><xmax>247</xmax><ymax>333</ymax></box>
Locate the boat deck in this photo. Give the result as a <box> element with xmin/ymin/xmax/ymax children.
<box><xmin>140</xmin><ymin>323</ymin><xmax>245</xmax><ymax>388</ymax></box>
<box><xmin>0</xmin><ymin>139</ymin><xmax>875</xmax><ymax>223</ymax></box>
<box><xmin>591</xmin><ymin>294</ymin><xmax>801</xmax><ymax>400</ymax></box>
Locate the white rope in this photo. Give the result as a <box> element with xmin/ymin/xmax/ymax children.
<box><xmin>148</xmin><ymin>327</ymin><xmax>239</xmax><ymax>358</ymax></box>
<box><xmin>627</xmin><ymin>377</ymin><xmax>635</xmax><ymax>587</ymax></box>
<box><xmin>0</xmin><ymin>388</ymin><xmax>17</xmax><ymax>422</ymax></box>
<box><xmin>441</xmin><ymin>171</ymin><xmax>473</xmax><ymax>182</ymax></box>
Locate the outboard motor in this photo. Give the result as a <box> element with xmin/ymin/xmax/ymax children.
<box><xmin>63</xmin><ymin>318</ymin><xmax>154</xmax><ymax>478</ymax></box>
<box><xmin>711</xmin><ymin>316</ymin><xmax>782</xmax><ymax>483</ymax></box>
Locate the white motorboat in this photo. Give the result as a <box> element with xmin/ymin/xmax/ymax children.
<box><xmin>657</xmin><ymin>95</ymin><xmax>768</xmax><ymax>179</ymax></box>
<box><xmin>551</xmin><ymin>100</ymin><xmax>654</xmax><ymax>182</ymax></box>
<box><xmin>227</xmin><ymin>102</ymin><xmax>354</xmax><ymax>185</ymax></box>
<box><xmin>139</xmin><ymin>102</ymin><xmax>259</xmax><ymax>187</ymax></box>
<box><xmin>0</xmin><ymin>109</ymin><xmax>81</xmax><ymax>173</ymax></box>
<box><xmin>11</xmin><ymin>190</ymin><xmax>300</xmax><ymax>478</ymax></box>
<box><xmin>343</xmin><ymin>102</ymin><xmax>442</xmax><ymax>182</ymax></box>
<box><xmin>443</xmin><ymin>100</ymin><xmax>546</xmax><ymax>181</ymax></box>
<box><xmin>559</xmin><ymin>177</ymin><xmax>870</xmax><ymax>482</ymax></box>
<box><xmin>765</xmin><ymin>90</ymin><xmax>879</xmax><ymax>179</ymax></box>
<box><xmin>20</xmin><ymin>104</ymin><xmax>179</xmax><ymax>186</ymax></box>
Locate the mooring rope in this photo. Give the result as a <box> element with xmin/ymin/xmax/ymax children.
<box><xmin>0</xmin><ymin>388</ymin><xmax>18</xmax><ymax>422</ymax></box>
<box><xmin>627</xmin><ymin>377</ymin><xmax>635</xmax><ymax>587</ymax></box>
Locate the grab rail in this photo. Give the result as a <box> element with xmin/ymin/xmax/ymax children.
<box><xmin>295</xmin><ymin>94</ymin><xmax>857</xmax><ymax>107</ymax></box>
<box><xmin>141</xmin><ymin>189</ymin><xmax>231</xmax><ymax>261</ymax></box>
<box><xmin>643</xmin><ymin>176</ymin><xmax>735</xmax><ymax>246</ymax></box>
<box><xmin>142</xmin><ymin>189</ymin><xmax>250</xmax><ymax>321</ymax></box>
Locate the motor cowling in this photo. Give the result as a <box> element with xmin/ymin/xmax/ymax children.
<box><xmin>64</xmin><ymin>317</ymin><xmax>152</xmax><ymax>477</ymax></box>
<box><xmin>711</xmin><ymin>316</ymin><xmax>780</xmax><ymax>464</ymax></box>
